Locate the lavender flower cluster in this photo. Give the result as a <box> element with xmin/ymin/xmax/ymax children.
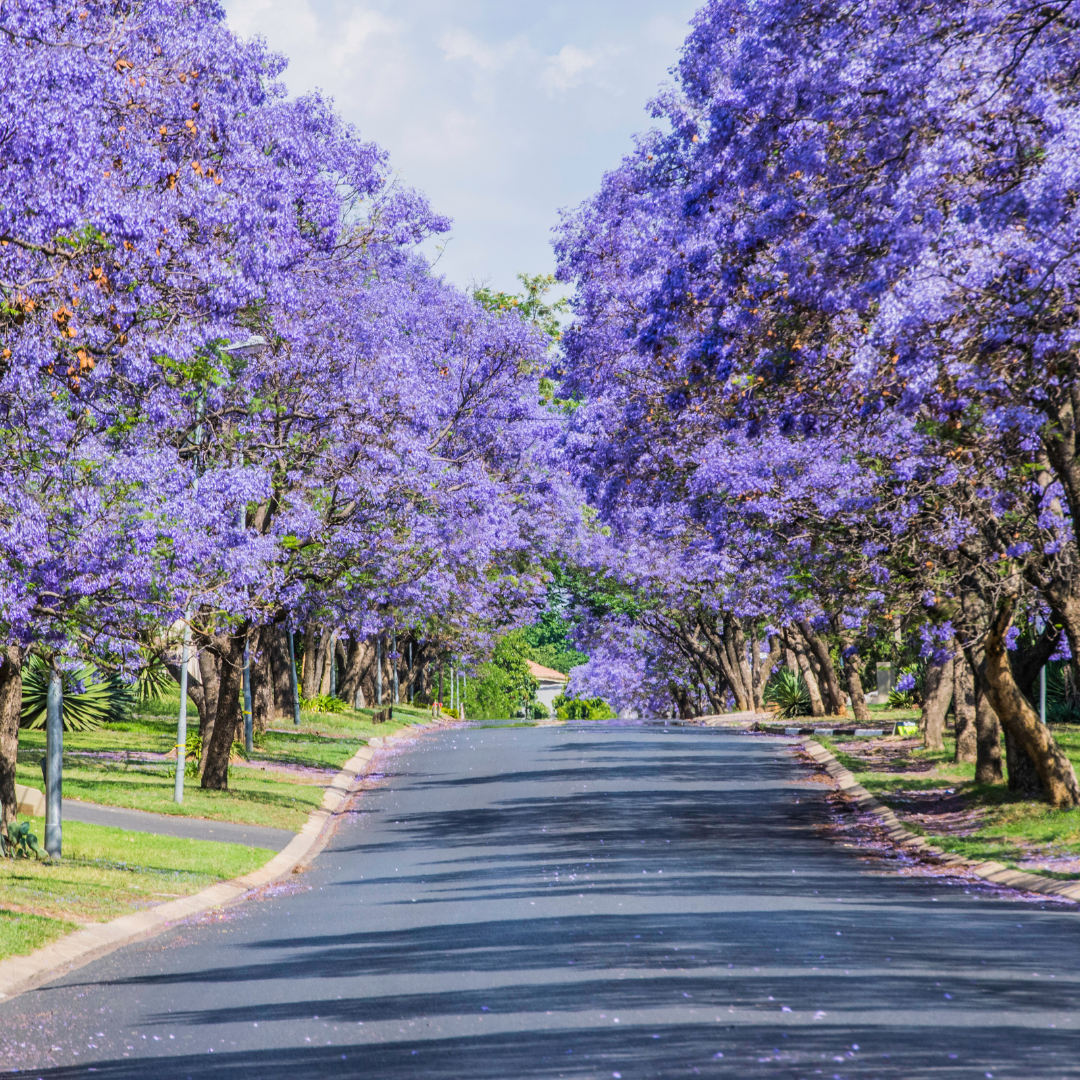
<box><xmin>0</xmin><ymin>1</ymin><xmax>580</xmax><ymax>767</ymax></box>
<box><xmin>555</xmin><ymin>0</ymin><xmax>1080</xmax><ymax>748</ymax></box>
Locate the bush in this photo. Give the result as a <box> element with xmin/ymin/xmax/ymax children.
<box><xmin>530</xmin><ymin>701</ymin><xmax>550</xmax><ymax>720</ymax></box>
<box><xmin>1</xmin><ymin>821</ymin><xmax>42</xmax><ymax>860</ymax></box>
<box><xmin>301</xmin><ymin>694</ymin><xmax>347</xmax><ymax>714</ymax></box>
<box><xmin>764</xmin><ymin>669</ymin><xmax>812</xmax><ymax>718</ymax></box>
<box><xmin>20</xmin><ymin>655</ymin><xmax>134</xmax><ymax>731</ymax></box>
<box><xmin>135</xmin><ymin>650</ymin><xmax>174</xmax><ymax>703</ymax></box>
<box><xmin>553</xmin><ymin>695</ymin><xmax>614</xmax><ymax>721</ymax></box>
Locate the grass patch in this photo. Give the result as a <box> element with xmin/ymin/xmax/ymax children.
<box><xmin>0</xmin><ymin>820</ymin><xmax>268</xmax><ymax>944</ymax></box>
<box><xmin>0</xmin><ymin>908</ymin><xmax>77</xmax><ymax>962</ymax></box>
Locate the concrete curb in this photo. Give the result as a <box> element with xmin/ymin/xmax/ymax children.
<box><xmin>801</xmin><ymin>739</ymin><xmax>1080</xmax><ymax>906</ymax></box>
<box><xmin>0</xmin><ymin>722</ymin><xmax>434</xmax><ymax>1003</ymax></box>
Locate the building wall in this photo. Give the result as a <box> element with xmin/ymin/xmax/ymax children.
<box><xmin>536</xmin><ymin>679</ymin><xmax>567</xmax><ymax>712</ymax></box>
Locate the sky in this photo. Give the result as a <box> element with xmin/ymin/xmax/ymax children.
<box><xmin>221</xmin><ymin>0</ymin><xmax>701</xmax><ymax>293</ymax></box>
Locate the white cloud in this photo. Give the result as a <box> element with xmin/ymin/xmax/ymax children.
<box><xmin>439</xmin><ymin>28</ymin><xmax>526</xmax><ymax>72</ymax></box>
<box><xmin>540</xmin><ymin>43</ymin><xmax>622</xmax><ymax>94</ymax></box>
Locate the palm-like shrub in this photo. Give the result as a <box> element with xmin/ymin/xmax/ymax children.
<box><xmin>135</xmin><ymin>650</ymin><xmax>174</xmax><ymax>703</ymax></box>
<box><xmin>764</xmin><ymin>669</ymin><xmax>812</xmax><ymax>719</ymax></box>
<box><xmin>20</xmin><ymin>655</ymin><xmax>135</xmax><ymax>731</ymax></box>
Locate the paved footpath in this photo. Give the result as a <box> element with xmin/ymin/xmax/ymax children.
<box><xmin>2</xmin><ymin>724</ymin><xmax>1079</xmax><ymax>1078</ymax></box>
<box><xmin>60</xmin><ymin>800</ymin><xmax>296</xmax><ymax>851</ymax></box>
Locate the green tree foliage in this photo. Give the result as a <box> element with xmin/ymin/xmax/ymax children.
<box><xmin>473</xmin><ymin>273</ymin><xmax>568</xmax><ymax>343</ymax></box>
<box><xmin>523</xmin><ymin>610</ymin><xmax>586</xmax><ymax>676</ymax></box>
<box><xmin>463</xmin><ymin>630</ymin><xmax>539</xmax><ymax>719</ymax></box>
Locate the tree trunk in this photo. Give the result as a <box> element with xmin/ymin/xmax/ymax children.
<box><xmin>196</xmin><ymin>647</ymin><xmax>220</xmax><ymax>743</ymax></box>
<box><xmin>338</xmin><ymin>636</ymin><xmax>360</xmax><ymax>706</ymax></box>
<box><xmin>954</xmin><ymin>649</ymin><xmax>977</xmax><ymax>763</ymax></box>
<box><xmin>0</xmin><ymin>645</ymin><xmax>25</xmax><ymax>829</ymax></box>
<box><xmin>921</xmin><ymin>653</ymin><xmax>954</xmax><ymax>752</ymax></box>
<box><xmin>250</xmin><ymin>627</ymin><xmax>273</xmax><ymax>734</ymax></box>
<box><xmin>1005</xmin><ymin>729</ymin><xmax>1045</xmax><ymax>798</ymax></box>
<box><xmin>974</xmin><ymin>682</ymin><xmax>1003</xmax><ymax>784</ymax></box>
<box><xmin>301</xmin><ymin>622</ymin><xmax>319</xmax><ymax>700</ymax></box>
<box><xmin>316</xmin><ymin>630</ymin><xmax>334</xmax><ymax>697</ymax></box>
<box><xmin>201</xmin><ymin>631</ymin><xmax>246</xmax><ymax>791</ymax></box>
<box><xmin>265</xmin><ymin>626</ymin><xmax>294</xmax><ymax>720</ymax></box>
<box><xmin>982</xmin><ymin>596</ymin><xmax>1080</xmax><ymax>807</ymax></box>
<box><xmin>841</xmin><ymin>642</ymin><xmax>871</xmax><ymax>723</ymax></box>
<box><xmin>729</xmin><ymin>617</ymin><xmax>756</xmax><ymax>712</ymax></box>
<box><xmin>750</xmin><ymin>631</ymin><xmax>782</xmax><ymax>712</ymax></box>
<box><xmin>788</xmin><ymin>633</ymin><xmax>825</xmax><ymax>717</ymax></box>
<box><xmin>796</xmin><ymin>620</ymin><xmax>847</xmax><ymax>717</ymax></box>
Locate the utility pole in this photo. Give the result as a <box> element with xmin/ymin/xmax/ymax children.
<box><xmin>45</xmin><ymin>670</ymin><xmax>63</xmax><ymax>859</ymax></box>
<box><xmin>175</xmin><ymin>634</ymin><xmax>192</xmax><ymax>804</ymax></box>
<box><xmin>242</xmin><ymin>636</ymin><xmax>253</xmax><ymax>753</ymax></box>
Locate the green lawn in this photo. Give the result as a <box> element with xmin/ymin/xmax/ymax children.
<box><xmin>818</xmin><ymin>725</ymin><xmax>1080</xmax><ymax>875</ymax></box>
<box><xmin>0</xmin><ymin>908</ymin><xmax>76</xmax><ymax>962</ymax></box>
<box><xmin>0</xmin><ymin>820</ymin><xmax>269</xmax><ymax>958</ymax></box>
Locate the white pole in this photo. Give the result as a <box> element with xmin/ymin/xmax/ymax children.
<box><xmin>45</xmin><ymin>671</ymin><xmax>63</xmax><ymax>859</ymax></box>
<box><xmin>174</xmin><ymin>624</ymin><xmax>191</xmax><ymax>803</ymax></box>
<box><xmin>1040</xmin><ymin>666</ymin><xmax>1047</xmax><ymax>724</ymax></box>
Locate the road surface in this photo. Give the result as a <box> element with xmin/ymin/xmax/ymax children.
<box><xmin>2</xmin><ymin>722</ymin><xmax>1078</xmax><ymax>1078</ymax></box>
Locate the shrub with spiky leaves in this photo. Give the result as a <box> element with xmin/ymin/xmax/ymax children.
<box><xmin>20</xmin><ymin>655</ymin><xmax>134</xmax><ymax>731</ymax></box>
<box><xmin>764</xmin><ymin>670</ymin><xmax>812</xmax><ymax>719</ymax></box>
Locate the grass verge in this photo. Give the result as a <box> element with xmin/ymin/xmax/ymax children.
<box><xmin>816</xmin><ymin>726</ymin><xmax>1080</xmax><ymax>877</ymax></box>
<box><xmin>0</xmin><ymin>820</ymin><xmax>268</xmax><ymax>959</ymax></box>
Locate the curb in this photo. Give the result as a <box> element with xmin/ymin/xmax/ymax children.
<box><xmin>0</xmin><ymin>723</ymin><xmax>434</xmax><ymax>1002</ymax></box>
<box><xmin>801</xmin><ymin>739</ymin><xmax>1080</xmax><ymax>906</ymax></box>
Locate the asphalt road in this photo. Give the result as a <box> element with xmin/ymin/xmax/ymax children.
<box><xmin>2</xmin><ymin>723</ymin><xmax>1079</xmax><ymax>1079</ymax></box>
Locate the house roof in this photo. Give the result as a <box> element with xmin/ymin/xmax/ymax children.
<box><xmin>527</xmin><ymin>660</ymin><xmax>569</xmax><ymax>683</ymax></box>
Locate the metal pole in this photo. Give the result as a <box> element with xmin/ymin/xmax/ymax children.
<box><xmin>242</xmin><ymin>635</ymin><xmax>253</xmax><ymax>753</ymax></box>
<box><xmin>174</xmin><ymin>624</ymin><xmax>192</xmax><ymax>803</ymax></box>
<box><xmin>461</xmin><ymin>672</ymin><xmax>466</xmax><ymax>721</ymax></box>
<box><xmin>45</xmin><ymin>670</ymin><xmax>63</xmax><ymax>859</ymax></box>
<box><xmin>1040</xmin><ymin>666</ymin><xmax>1047</xmax><ymax>724</ymax></box>
<box><xmin>287</xmin><ymin>629</ymin><xmax>301</xmax><ymax>726</ymax></box>
<box><xmin>392</xmin><ymin>630</ymin><xmax>399</xmax><ymax>705</ymax></box>
<box><xmin>408</xmin><ymin>641</ymin><xmax>413</xmax><ymax>704</ymax></box>
<box><xmin>329</xmin><ymin>631</ymin><xmax>337</xmax><ymax>698</ymax></box>
<box><xmin>376</xmin><ymin>636</ymin><xmax>383</xmax><ymax>706</ymax></box>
